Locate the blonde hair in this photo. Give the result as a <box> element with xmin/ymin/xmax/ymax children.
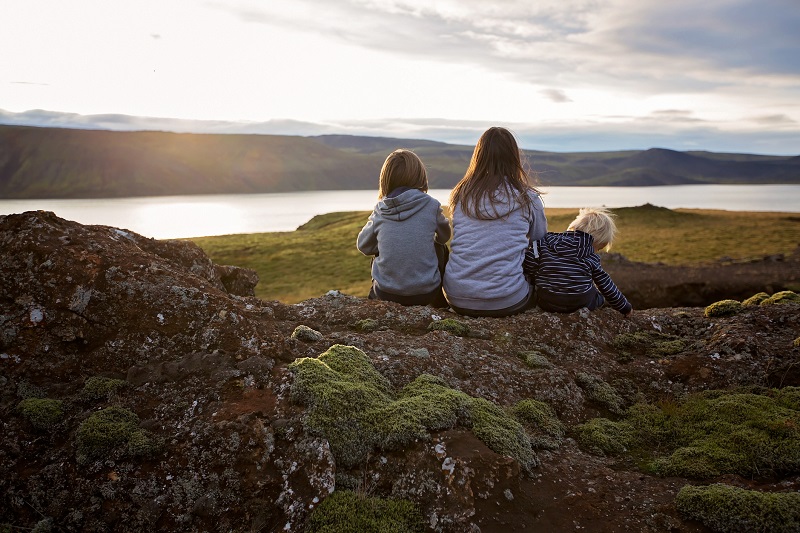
<box><xmin>568</xmin><ymin>207</ymin><xmax>617</xmax><ymax>251</ymax></box>
<box><xmin>378</xmin><ymin>149</ymin><xmax>428</xmax><ymax>198</ymax></box>
<box><xmin>449</xmin><ymin>127</ymin><xmax>541</xmax><ymax>220</ymax></box>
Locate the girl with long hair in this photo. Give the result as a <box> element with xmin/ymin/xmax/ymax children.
<box><xmin>443</xmin><ymin>127</ymin><xmax>547</xmax><ymax>316</ymax></box>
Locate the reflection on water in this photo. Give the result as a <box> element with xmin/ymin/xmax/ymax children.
<box><xmin>1</xmin><ymin>185</ymin><xmax>798</xmax><ymax>239</ymax></box>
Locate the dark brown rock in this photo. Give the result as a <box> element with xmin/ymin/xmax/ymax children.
<box><xmin>1</xmin><ymin>211</ymin><xmax>798</xmax><ymax>532</ymax></box>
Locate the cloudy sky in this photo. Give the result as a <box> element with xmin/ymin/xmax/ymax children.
<box><xmin>2</xmin><ymin>0</ymin><xmax>799</xmax><ymax>154</ymax></box>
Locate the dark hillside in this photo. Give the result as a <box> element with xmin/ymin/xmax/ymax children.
<box><xmin>0</xmin><ymin>125</ymin><xmax>798</xmax><ymax>198</ymax></box>
<box><xmin>0</xmin><ymin>126</ymin><xmax>381</xmax><ymax>198</ymax></box>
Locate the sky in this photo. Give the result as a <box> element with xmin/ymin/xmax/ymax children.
<box><xmin>1</xmin><ymin>0</ymin><xmax>799</xmax><ymax>154</ymax></box>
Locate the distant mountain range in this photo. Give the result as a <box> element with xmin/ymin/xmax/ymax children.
<box><xmin>1</xmin><ymin>125</ymin><xmax>798</xmax><ymax>199</ymax></box>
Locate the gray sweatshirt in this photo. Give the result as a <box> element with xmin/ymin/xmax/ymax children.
<box><xmin>444</xmin><ymin>188</ymin><xmax>547</xmax><ymax>311</ymax></box>
<box><xmin>357</xmin><ymin>188</ymin><xmax>451</xmax><ymax>296</ymax></box>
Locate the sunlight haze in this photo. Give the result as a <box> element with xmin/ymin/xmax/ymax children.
<box><xmin>1</xmin><ymin>0</ymin><xmax>798</xmax><ymax>153</ymax></box>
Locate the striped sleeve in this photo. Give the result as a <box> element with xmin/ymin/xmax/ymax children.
<box><xmin>589</xmin><ymin>255</ymin><xmax>632</xmax><ymax>314</ymax></box>
<box><xmin>523</xmin><ymin>243</ymin><xmax>539</xmax><ymax>277</ymax></box>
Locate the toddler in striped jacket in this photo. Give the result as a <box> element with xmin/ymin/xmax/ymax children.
<box><xmin>523</xmin><ymin>207</ymin><xmax>633</xmax><ymax>316</ymax></box>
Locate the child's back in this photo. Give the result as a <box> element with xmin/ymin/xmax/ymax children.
<box><xmin>525</xmin><ymin>207</ymin><xmax>632</xmax><ymax>315</ymax></box>
<box><xmin>357</xmin><ymin>149</ymin><xmax>451</xmax><ymax>307</ymax></box>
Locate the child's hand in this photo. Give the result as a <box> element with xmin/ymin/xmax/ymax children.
<box><xmin>624</xmin><ymin>308</ymin><xmax>634</xmax><ymax>318</ymax></box>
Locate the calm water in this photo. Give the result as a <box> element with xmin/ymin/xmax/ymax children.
<box><xmin>1</xmin><ymin>185</ymin><xmax>798</xmax><ymax>239</ymax></box>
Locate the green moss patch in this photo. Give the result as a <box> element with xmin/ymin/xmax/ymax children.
<box><xmin>289</xmin><ymin>345</ymin><xmax>535</xmax><ymax>471</ymax></box>
<box><xmin>704</xmin><ymin>299</ymin><xmax>743</xmax><ymax>318</ymax></box>
<box><xmin>612</xmin><ymin>331</ymin><xmax>687</xmax><ymax>362</ymax></box>
<box><xmin>511</xmin><ymin>399</ymin><xmax>565</xmax><ymax>449</ymax></box>
<box><xmin>576</xmin><ymin>388</ymin><xmax>800</xmax><ymax>479</ymax></box>
<box><xmin>575</xmin><ymin>373</ymin><xmax>626</xmax><ymax>415</ymax></box>
<box><xmin>676</xmin><ymin>483</ymin><xmax>800</xmax><ymax>533</ymax></box>
<box><xmin>291</xmin><ymin>324</ymin><xmax>324</xmax><ymax>342</ymax></box>
<box><xmin>76</xmin><ymin>406</ymin><xmax>160</xmax><ymax>462</ymax></box>
<box><xmin>353</xmin><ymin>319</ymin><xmax>380</xmax><ymax>332</ymax></box>
<box><xmin>742</xmin><ymin>292</ymin><xmax>770</xmax><ymax>306</ymax></box>
<box><xmin>427</xmin><ymin>318</ymin><xmax>470</xmax><ymax>337</ymax></box>
<box><xmin>81</xmin><ymin>376</ymin><xmax>128</xmax><ymax>401</ymax></box>
<box><xmin>761</xmin><ymin>290</ymin><xmax>800</xmax><ymax>306</ymax></box>
<box><xmin>519</xmin><ymin>351</ymin><xmax>555</xmax><ymax>369</ymax></box>
<box><xmin>17</xmin><ymin>398</ymin><xmax>64</xmax><ymax>430</ymax></box>
<box><xmin>306</xmin><ymin>490</ymin><xmax>423</xmax><ymax>533</ymax></box>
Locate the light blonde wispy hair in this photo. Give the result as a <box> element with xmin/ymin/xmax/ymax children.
<box><xmin>568</xmin><ymin>207</ymin><xmax>617</xmax><ymax>251</ymax></box>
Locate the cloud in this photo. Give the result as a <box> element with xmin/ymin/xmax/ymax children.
<box><xmin>541</xmin><ymin>89</ymin><xmax>572</xmax><ymax>103</ymax></box>
<box><xmin>213</xmin><ymin>0</ymin><xmax>800</xmax><ymax>95</ymax></box>
<box><xmin>752</xmin><ymin>114</ymin><xmax>797</xmax><ymax>125</ymax></box>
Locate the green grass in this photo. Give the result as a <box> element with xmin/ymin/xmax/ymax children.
<box><xmin>190</xmin><ymin>206</ymin><xmax>800</xmax><ymax>303</ymax></box>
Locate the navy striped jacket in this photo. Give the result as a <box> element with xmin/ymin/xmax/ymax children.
<box><xmin>523</xmin><ymin>230</ymin><xmax>632</xmax><ymax>313</ymax></box>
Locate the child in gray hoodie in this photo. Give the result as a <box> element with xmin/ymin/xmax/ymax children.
<box><xmin>357</xmin><ymin>149</ymin><xmax>452</xmax><ymax>307</ymax></box>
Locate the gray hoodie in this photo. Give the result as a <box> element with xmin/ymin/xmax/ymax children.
<box><xmin>357</xmin><ymin>188</ymin><xmax>451</xmax><ymax>296</ymax></box>
<box><xmin>444</xmin><ymin>188</ymin><xmax>547</xmax><ymax>311</ymax></box>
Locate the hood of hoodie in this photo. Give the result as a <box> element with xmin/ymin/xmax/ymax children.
<box><xmin>378</xmin><ymin>188</ymin><xmax>434</xmax><ymax>221</ymax></box>
<box><xmin>542</xmin><ymin>230</ymin><xmax>595</xmax><ymax>259</ymax></box>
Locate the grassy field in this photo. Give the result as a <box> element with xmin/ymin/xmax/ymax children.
<box><xmin>190</xmin><ymin>205</ymin><xmax>800</xmax><ymax>303</ymax></box>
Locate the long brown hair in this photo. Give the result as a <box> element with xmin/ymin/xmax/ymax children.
<box><xmin>449</xmin><ymin>127</ymin><xmax>540</xmax><ymax>219</ymax></box>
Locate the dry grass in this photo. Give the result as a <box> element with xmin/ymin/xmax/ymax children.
<box><xmin>190</xmin><ymin>206</ymin><xmax>800</xmax><ymax>303</ymax></box>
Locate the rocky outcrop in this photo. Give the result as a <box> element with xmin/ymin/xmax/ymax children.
<box><xmin>1</xmin><ymin>211</ymin><xmax>799</xmax><ymax>532</ymax></box>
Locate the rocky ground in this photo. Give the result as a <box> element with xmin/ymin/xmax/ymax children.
<box><xmin>1</xmin><ymin>211</ymin><xmax>799</xmax><ymax>532</ymax></box>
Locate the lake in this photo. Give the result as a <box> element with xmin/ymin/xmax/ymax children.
<box><xmin>1</xmin><ymin>185</ymin><xmax>798</xmax><ymax>239</ymax></box>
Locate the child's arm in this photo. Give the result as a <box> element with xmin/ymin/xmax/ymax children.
<box><xmin>589</xmin><ymin>256</ymin><xmax>632</xmax><ymax>315</ymax></box>
<box><xmin>434</xmin><ymin>207</ymin><xmax>452</xmax><ymax>244</ymax></box>
<box><xmin>356</xmin><ymin>210</ymin><xmax>379</xmax><ymax>256</ymax></box>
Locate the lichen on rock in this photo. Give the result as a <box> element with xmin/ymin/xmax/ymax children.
<box><xmin>291</xmin><ymin>324</ymin><xmax>324</xmax><ymax>342</ymax></box>
<box><xmin>704</xmin><ymin>299</ymin><xmax>743</xmax><ymax>318</ymax></box>
<box><xmin>575</xmin><ymin>372</ymin><xmax>626</xmax><ymax>415</ymax></box>
<box><xmin>612</xmin><ymin>331</ymin><xmax>687</xmax><ymax>362</ymax></box>
<box><xmin>289</xmin><ymin>345</ymin><xmax>537</xmax><ymax>472</ymax></box>
<box><xmin>427</xmin><ymin>318</ymin><xmax>470</xmax><ymax>337</ymax></box>
<box><xmin>742</xmin><ymin>291</ymin><xmax>770</xmax><ymax>306</ymax></box>
<box><xmin>80</xmin><ymin>376</ymin><xmax>128</xmax><ymax>401</ymax></box>
<box><xmin>577</xmin><ymin>387</ymin><xmax>800</xmax><ymax>479</ymax></box>
<box><xmin>511</xmin><ymin>398</ymin><xmax>565</xmax><ymax>450</ymax></box>
<box><xmin>305</xmin><ymin>489</ymin><xmax>424</xmax><ymax>533</ymax></box>
<box><xmin>76</xmin><ymin>406</ymin><xmax>160</xmax><ymax>462</ymax></box>
<box><xmin>760</xmin><ymin>290</ymin><xmax>800</xmax><ymax>306</ymax></box>
<box><xmin>675</xmin><ymin>483</ymin><xmax>800</xmax><ymax>533</ymax></box>
<box><xmin>16</xmin><ymin>398</ymin><xmax>64</xmax><ymax>430</ymax></box>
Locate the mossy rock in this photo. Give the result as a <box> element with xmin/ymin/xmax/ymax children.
<box><xmin>760</xmin><ymin>290</ymin><xmax>800</xmax><ymax>306</ymax></box>
<box><xmin>291</xmin><ymin>324</ymin><xmax>324</xmax><ymax>342</ymax></box>
<box><xmin>511</xmin><ymin>399</ymin><xmax>565</xmax><ymax>449</ymax></box>
<box><xmin>16</xmin><ymin>380</ymin><xmax>45</xmax><ymax>399</ymax></box>
<box><xmin>742</xmin><ymin>292</ymin><xmax>770</xmax><ymax>306</ymax></box>
<box><xmin>353</xmin><ymin>319</ymin><xmax>380</xmax><ymax>332</ymax></box>
<box><xmin>81</xmin><ymin>376</ymin><xmax>128</xmax><ymax>401</ymax></box>
<box><xmin>519</xmin><ymin>351</ymin><xmax>554</xmax><ymax>369</ymax></box>
<box><xmin>76</xmin><ymin>406</ymin><xmax>160</xmax><ymax>461</ymax></box>
<box><xmin>17</xmin><ymin>398</ymin><xmax>64</xmax><ymax>430</ymax></box>
<box><xmin>575</xmin><ymin>372</ymin><xmax>626</xmax><ymax>415</ymax></box>
<box><xmin>704</xmin><ymin>299</ymin><xmax>743</xmax><ymax>318</ymax></box>
<box><xmin>427</xmin><ymin>318</ymin><xmax>470</xmax><ymax>337</ymax></box>
<box><xmin>675</xmin><ymin>483</ymin><xmax>800</xmax><ymax>533</ymax></box>
<box><xmin>576</xmin><ymin>387</ymin><xmax>800</xmax><ymax>479</ymax></box>
<box><xmin>575</xmin><ymin>417</ymin><xmax>635</xmax><ymax>455</ymax></box>
<box><xmin>612</xmin><ymin>331</ymin><xmax>687</xmax><ymax>362</ymax></box>
<box><xmin>289</xmin><ymin>345</ymin><xmax>536</xmax><ymax>471</ymax></box>
<box><xmin>306</xmin><ymin>490</ymin><xmax>424</xmax><ymax>533</ymax></box>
